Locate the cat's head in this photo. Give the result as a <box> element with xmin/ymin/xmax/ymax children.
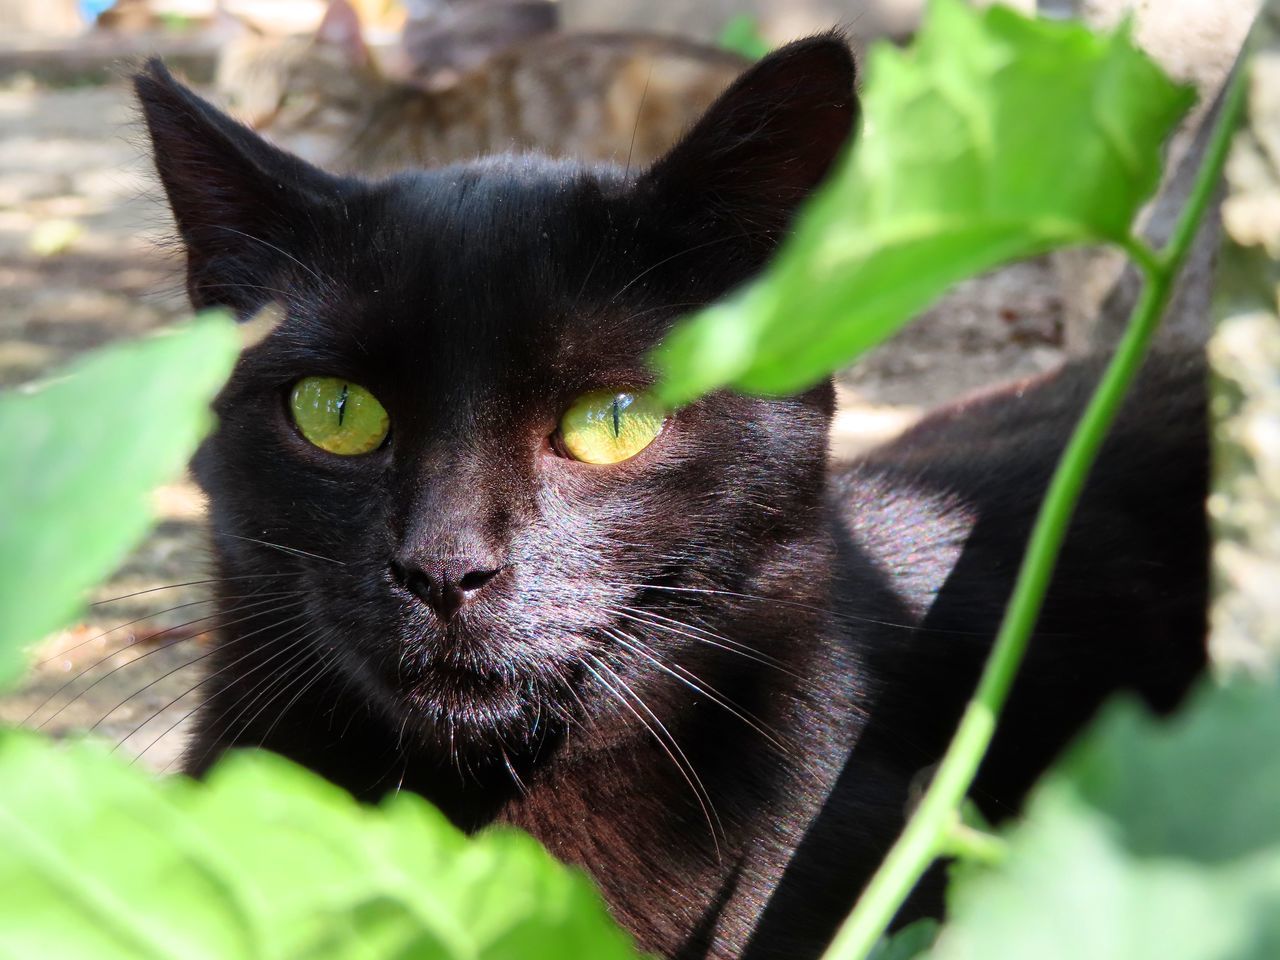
<box><xmin>136</xmin><ymin>37</ymin><xmax>856</xmax><ymax>762</ymax></box>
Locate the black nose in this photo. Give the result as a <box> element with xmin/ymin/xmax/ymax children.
<box><xmin>390</xmin><ymin>556</ymin><xmax>503</xmax><ymax>622</ymax></box>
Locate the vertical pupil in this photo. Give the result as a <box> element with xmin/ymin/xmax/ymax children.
<box><xmin>336</xmin><ymin>383</ymin><xmax>349</xmax><ymax>426</ymax></box>
<box><xmin>611</xmin><ymin>397</ymin><xmax>621</xmax><ymax>438</ymax></box>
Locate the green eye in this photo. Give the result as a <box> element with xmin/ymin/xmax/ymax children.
<box><xmin>559</xmin><ymin>389</ymin><xmax>665</xmax><ymax>465</ymax></box>
<box><xmin>289</xmin><ymin>376</ymin><xmax>389</xmax><ymax>456</ymax></box>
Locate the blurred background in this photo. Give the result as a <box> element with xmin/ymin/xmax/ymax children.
<box><xmin>0</xmin><ymin>0</ymin><xmax>1244</xmax><ymax>767</ymax></box>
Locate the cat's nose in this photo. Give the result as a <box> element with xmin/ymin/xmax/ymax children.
<box><xmin>389</xmin><ymin>556</ymin><xmax>504</xmax><ymax>623</ymax></box>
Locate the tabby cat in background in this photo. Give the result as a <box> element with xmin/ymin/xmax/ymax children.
<box><xmin>214</xmin><ymin>0</ymin><xmax>748</xmax><ymax>175</ymax></box>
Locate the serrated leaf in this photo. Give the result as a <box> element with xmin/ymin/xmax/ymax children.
<box><xmin>0</xmin><ymin>734</ymin><xmax>642</xmax><ymax>960</ymax></box>
<box><xmin>0</xmin><ymin>315</ymin><xmax>240</xmax><ymax>687</ymax></box>
<box><xmin>930</xmin><ymin>680</ymin><xmax>1280</xmax><ymax>960</ymax></box>
<box><xmin>654</xmin><ymin>0</ymin><xmax>1194</xmax><ymax>404</ymax></box>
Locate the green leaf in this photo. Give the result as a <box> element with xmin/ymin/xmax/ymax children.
<box><xmin>718</xmin><ymin>14</ymin><xmax>770</xmax><ymax>60</ymax></box>
<box><xmin>0</xmin><ymin>315</ymin><xmax>239</xmax><ymax>687</ymax></box>
<box><xmin>0</xmin><ymin>733</ymin><xmax>642</xmax><ymax>960</ymax></box>
<box><xmin>654</xmin><ymin>0</ymin><xmax>1194</xmax><ymax>405</ymax></box>
<box><xmin>1062</xmin><ymin>680</ymin><xmax>1280</xmax><ymax>863</ymax></box>
<box><xmin>930</xmin><ymin>679</ymin><xmax>1280</xmax><ymax>960</ymax></box>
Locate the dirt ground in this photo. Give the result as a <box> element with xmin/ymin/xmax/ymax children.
<box><xmin>0</xmin><ymin>77</ymin><xmax>1066</xmax><ymax>772</ymax></box>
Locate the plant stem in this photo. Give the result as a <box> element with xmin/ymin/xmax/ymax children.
<box><xmin>819</xmin><ymin>56</ymin><xmax>1249</xmax><ymax>960</ymax></box>
<box><xmin>939</xmin><ymin>822</ymin><xmax>1008</xmax><ymax>866</ymax></box>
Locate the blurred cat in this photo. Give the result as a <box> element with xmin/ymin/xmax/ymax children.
<box><xmin>401</xmin><ymin>0</ymin><xmax>561</xmax><ymax>86</ymax></box>
<box><xmin>214</xmin><ymin>0</ymin><xmax>749</xmax><ymax>175</ymax></box>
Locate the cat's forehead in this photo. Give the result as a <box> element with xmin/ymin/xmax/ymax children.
<box><xmin>347</xmin><ymin>160</ymin><xmax>670</xmax><ymax>335</ymax></box>
<box><xmin>267</xmin><ymin>157</ymin><xmax>675</xmax><ymax>404</ymax></box>
<box><xmin>374</xmin><ymin>158</ymin><xmax>626</xmax><ymax>258</ymax></box>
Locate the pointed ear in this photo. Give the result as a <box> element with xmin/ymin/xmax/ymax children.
<box><xmin>638</xmin><ymin>33</ymin><xmax>857</xmax><ymax>244</ymax></box>
<box><xmin>134</xmin><ymin>59</ymin><xmax>339</xmax><ymax>315</ymax></box>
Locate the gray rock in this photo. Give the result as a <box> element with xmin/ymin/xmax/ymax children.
<box><xmin>1209</xmin><ymin>3</ymin><xmax>1280</xmax><ymax>676</ymax></box>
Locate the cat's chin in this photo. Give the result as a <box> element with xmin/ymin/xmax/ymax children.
<box><xmin>379</xmin><ymin>661</ymin><xmax>569</xmax><ymax>758</ymax></box>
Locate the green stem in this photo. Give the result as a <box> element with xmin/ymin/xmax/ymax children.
<box><xmin>1121</xmin><ymin>234</ymin><xmax>1163</xmax><ymax>278</ymax></box>
<box><xmin>819</xmin><ymin>57</ymin><xmax>1248</xmax><ymax>960</ymax></box>
<box><xmin>939</xmin><ymin>822</ymin><xmax>1008</xmax><ymax>866</ymax></box>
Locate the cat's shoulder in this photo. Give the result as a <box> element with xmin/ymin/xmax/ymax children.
<box><xmin>835</xmin><ymin>350</ymin><xmax>1205</xmax><ymax>502</ymax></box>
<box><xmin>828</xmin><ymin>350</ymin><xmax>1207</xmax><ymax>613</ymax></box>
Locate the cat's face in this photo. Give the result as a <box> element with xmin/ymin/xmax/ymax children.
<box><xmin>137</xmin><ymin>38</ymin><xmax>856</xmax><ymax>758</ymax></box>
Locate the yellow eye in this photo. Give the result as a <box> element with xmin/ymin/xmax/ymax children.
<box><xmin>558</xmin><ymin>389</ymin><xmax>665</xmax><ymax>465</ymax></box>
<box><xmin>289</xmin><ymin>377</ymin><xmax>389</xmax><ymax>456</ymax></box>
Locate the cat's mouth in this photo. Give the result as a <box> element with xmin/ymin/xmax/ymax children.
<box><xmin>354</xmin><ymin>634</ymin><xmax>576</xmax><ymax>752</ymax></box>
<box><xmin>413</xmin><ymin>661</ymin><xmax>517</xmax><ymax>704</ymax></box>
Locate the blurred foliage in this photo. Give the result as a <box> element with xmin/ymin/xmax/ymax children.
<box><xmin>718</xmin><ymin>14</ymin><xmax>770</xmax><ymax>60</ymax></box>
<box><xmin>0</xmin><ymin>734</ymin><xmax>641</xmax><ymax>959</ymax></box>
<box><xmin>0</xmin><ymin>315</ymin><xmax>239</xmax><ymax>686</ymax></box>
<box><xmin>931</xmin><ymin>680</ymin><xmax>1280</xmax><ymax>960</ymax></box>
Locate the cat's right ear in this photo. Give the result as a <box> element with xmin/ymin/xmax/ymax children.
<box><xmin>638</xmin><ymin>34</ymin><xmax>857</xmax><ymax>247</ymax></box>
<box><xmin>134</xmin><ymin>59</ymin><xmax>337</xmax><ymax>315</ymax></box>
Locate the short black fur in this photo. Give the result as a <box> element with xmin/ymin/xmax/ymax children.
<box><xmin>135</xmin><ymin>38</ymin><xmax>1205</xmax><ymax>960</ymax></box>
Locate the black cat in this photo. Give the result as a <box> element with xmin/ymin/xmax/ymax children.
<box><xmin>135</xmin><ymin>35</ymin><xmax>1206</xmax><ymax>960</ymax></box>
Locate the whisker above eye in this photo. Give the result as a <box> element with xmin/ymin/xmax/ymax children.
<box><xmin>197</xmin><ymin>281</ymin><xmax>299</xmax><ymax>301</ymax></box>
<box><xmin>570</xmin><ymin>243</ymin><xmax>607</xmax><ymax>314</ymax></box>
<box><xmin>609</xmin><ymin>301</ymin><xmax>707</xmax><ymax>328</ymax></box>
<box><xmin>623</xmin><ymin>63</ymin><xmax>652</xmax><ymax>180</ymax></box>
<box><xmin>210</xmin><ymin>224</ymin><xmax>329</xmax><ymax>285</ymax></box>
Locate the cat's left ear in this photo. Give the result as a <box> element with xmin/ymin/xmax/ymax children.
<box><xmin>134</xmin><ymin>59</ymin><xmax>340</xmax><ymax>315</ymax></box>
<box><xmin>638</xmin><ymin>33</ymin><xmax>857</xmax><ymax>243</ymax></box>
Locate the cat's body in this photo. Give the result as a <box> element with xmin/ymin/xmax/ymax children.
<box><xmin>137</xmin><ymin>36</ymin><xmax>1206</xmax><ymax>960</ymax></box>
<box><xmin>216</xmin><ymin>19</ymin><xmax>747</xmax><ymax>175</ymax></box>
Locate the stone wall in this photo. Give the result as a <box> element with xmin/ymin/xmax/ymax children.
<box><xmin>1209</xmin><ymin>2</ymin><xmax>1280</xmax><ymax>675</ymax></box>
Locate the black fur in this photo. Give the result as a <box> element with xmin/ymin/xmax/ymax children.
<box><xmin>135</xmin><ymin>37</ymin><xmax>1205</xmax><ymax>960</ymax></box>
